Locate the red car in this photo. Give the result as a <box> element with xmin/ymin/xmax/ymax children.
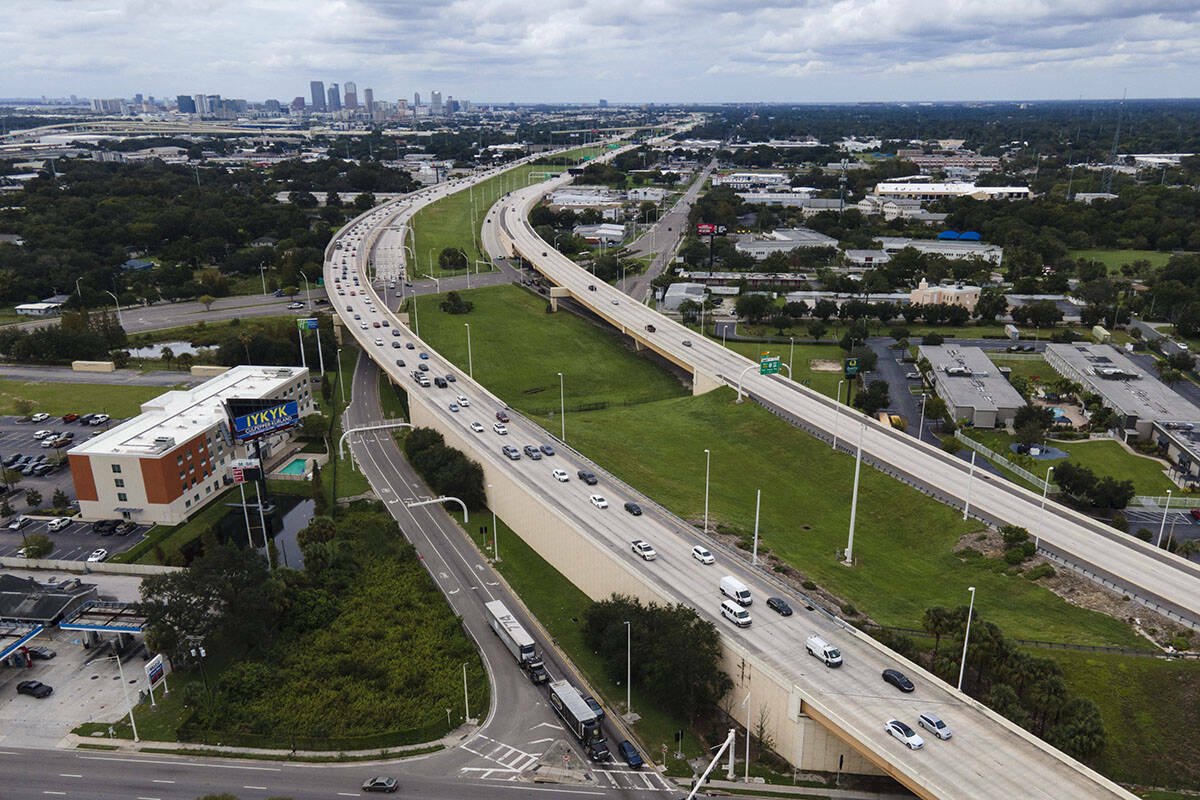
<box><xmin>62</xmin><ymin>413</ymin><xmax>78</xmax><ymax>423</ymax></box>
<box><xmin>1191</xmin><ymin>508</ymin><xmax>1200</xmax><ymax>522</ymax></box>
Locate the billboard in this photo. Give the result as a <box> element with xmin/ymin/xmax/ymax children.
<box><xmin>145</xmin><ymin>654</ymin><xmax>165</xmax><ymax>688</ymax></box>
<box><xmin>696</xmin><ymin>223</ymin><xmax>727</xmax><ymax>236</ymax></box>
<box><xmin>229</xmin><ymin>458</ymin><xmax>261</xmax><ymax>484</ymax></box>
<box><xmin>226</xmin><ymin>398</ymin><xmax>300</xmax><ymax>443</ymax></box>
<box><xmin>296</xmin><ymin>317</ymin><xmax>318</xmax><ymax>330</ymax></box>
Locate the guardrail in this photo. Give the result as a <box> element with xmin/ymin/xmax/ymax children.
<box><xmin>1135</xmin><ymin>495</ymin><xmax>1200</xmax><ymax>508</ymax></box>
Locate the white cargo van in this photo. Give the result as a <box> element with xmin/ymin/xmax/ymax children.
<box><xmin>805</xmin><ymin>634</ymin><xmax>843</xmax><ymax>667</ymax></box>
<box><xmin>721</xmin><ymin>599</ymin><xmax>752</xmax><ymax>627</ymax></box>
<box><xmin>720</xmin><ymin>575</ymin><xmax>752</xmax><ymax>606</ymax></box>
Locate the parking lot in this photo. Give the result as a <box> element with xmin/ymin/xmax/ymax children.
<box><xmin>0</xmin><ymin>415</ymin><xmax>148</xmax><ymax>562</ymax></box>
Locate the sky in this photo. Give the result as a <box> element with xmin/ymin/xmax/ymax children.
<box><xmin>2</xmin><ymin>0</ymin><xmax>1200</xmax><ymax>104</ymax></box>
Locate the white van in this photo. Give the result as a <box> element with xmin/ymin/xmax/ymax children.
<box><xmin>805</xmin><ymin>634</ymin><xmax>843</xmax><ymax>667</ymax></box>
<box><xmin>721</xmin><ymin>599</ymin><xmax>752</xmax><ymax>627</ymax></box>
<box><xmin>720</xmin><ymin>575</ymin><xmax>752</xmax><ymax>606</ymax></box>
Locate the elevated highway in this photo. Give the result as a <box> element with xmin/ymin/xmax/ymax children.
<box><xmin>326</xmin><ymin>147</ymin><xmax>1140</xmax><ymax>799</ymax></box>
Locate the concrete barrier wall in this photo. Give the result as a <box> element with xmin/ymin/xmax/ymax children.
<box><xmin>0</xmin><ymin>557</ymin><xmax>180</xmax><ymax>575</ymax></box>
<box><xmin>71</xmin><ymin>360</ymin><xmax>116</xmax><ymax>372</ymax></box>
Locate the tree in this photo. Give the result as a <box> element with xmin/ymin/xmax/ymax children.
<box><xmin>159</xmin><ymin>345</ymin><xmax>174</xmax><ymax>369</ymax></box>
<box><xmin>974</xmin><ymin>287</ymin><xmax>1008</xmax><ymax>322</ymax></box>
<box><xmin>1047</xmin><ymin>697</ymin><xmax>1106</xmax><ymax>761</ymax></box>
<box><xmin>735</xmin><ymin>293</ymin><xmax>773</xmax><ymax>324</ymax></box>
<box><xmin>25</xmin><ymin>489</ymin><xmax>41</xmax><ymax>508</ymax></box>
<box><xmin>176</xmin><ymin>352</ymin><xmax>194</xmax><ymax>372</ymax></box>
<box><xmin>852</xmin><ymin>380</ymin><xmax>890</xmax><ymax>416</ymax></box>
<box><xmin>812</xmin><ymin>299</ymin><xmax>838</xmax><ymax>322</ymax></box>
<box><xmin>807</xmin><ymin>320</ymin><xmax>827</xmax><ymax>342</ymax></box>
<box><xmin>198</xmin><ymin>294</ymin><xmax>216</xmax><ymax>312</ymax></box>
<box><xmin>51</xmin><ymin>488</ymin><xmax>70</xmax><ymax>512</ymax></box>
<box><xmin>1156</xmin><ymin>365</ymin><xmax>1182</xmax><ymax>386</ymax></box>
<box><xmin>353</xmin><ymin>192</ymin><xmax>376</xmax><ymax>211</ymax></box>
<box><xmin>1014</xmin><ymin>404</ymin><xmax>1055</xmax><ymax>445</ymax></box>
<box><xmin>283</xmin><ymin>285</ymin><xmax>299</xmax><ymax>299</ymax></box>
<box><xmin>439</xmin><ymin>291</ymin><xmax>474</xmax><ymax>314</ymax></box>
<box><xmin>677</xmin><ymin>299</ymin><xmax>701</xmax><ymax>324</ymax></box>
<box><xmin>922</xmin><ymin>606</ymin><xmax>955</xmax><ymax>655</ymax></box>
<box><xmin>769</xmin><ymin>313</ymin><xmax>791</xmax><ymax>335</ymax></box>
<box><xmin>22</xmin><ymin>532</ymin><xmax>52</xmax><ymax>558</ymax></box>
<box><xmin>438</xmin><ymin>247</ymin><xmax>468</xmax><ymax>271</ymax></box>
<box><xmin>0</xmin><ymin>499</ymin><xmax>10</xmax><ymax>517</ymax></box>
<box><xmin>2</xmin><ymin>468</ymin><xmax>22</xmax><ymax>491</ymax></box>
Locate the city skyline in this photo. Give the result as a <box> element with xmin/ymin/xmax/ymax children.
<box><xmin>2</xmin><ymin>1</ymin><xmax>1199</xmax><ymax>103</ymax></box>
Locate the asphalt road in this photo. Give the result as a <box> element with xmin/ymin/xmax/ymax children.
<box><xmin>0</xmin><ymin>365</ymin><xmax>204</xmax><ymax>386</ymax></box>
<box><xmin>14</xmin><ymin>294</ymin><xmax>319</xmax><ymax>336</ymax></box>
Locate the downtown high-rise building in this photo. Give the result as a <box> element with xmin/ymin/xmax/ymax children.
<box><xmin>430</xmin><ymin>90</ymin><xmax>442</xmax><ymax>115</ymax></box>
<box><xmin>343</xmin><ymin>81</ymin><xmax>358</xmax><ymax>109</ymax></box>
<box><xmin>363</xmin><ymin>87</ymin><xmax>374</xmax><ymax>113</ymax></box>
<box><xmin>327</xmin><ymin>83</ymin><xmax>341</xmax><ymax>111</ymax></box>
<box><xmin>398</xmin><ymin>98</ymin><xmax>408</xmax><ymax>117</ymax></box>
<box><xmin>309</xmin><ymin>81</ymin><xmax>326</xmax><ymax>112</ymax></box>
<box><xmin>176</xmin><ymin>95</ymin><xmax>197</xmax><ymax>114</ymax></box>
<box><xmin>413</xmin><ymin>91</ymin><xmax>421</xmax><ymax>108</ymax></box>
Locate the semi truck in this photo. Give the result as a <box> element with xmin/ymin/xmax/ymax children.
<box><xmin>485</xmin><ymin>600</ymin><xmax>548</xmax><ymax>684</ymax></box>
<box><xmin>548</xmin><ymin>679</ymin><xmax>610</xmax><ymax>761</ymax></box>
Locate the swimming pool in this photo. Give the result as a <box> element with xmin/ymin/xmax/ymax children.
<box><xmin>1049</xmin><ymin>407</ymin><xmax>1067</xmax><ymax>421</ymax></box>
<box><xmin>279</xmin><ymin>458</ymin><xmax>308</xmax><ymax>476</ymax></box>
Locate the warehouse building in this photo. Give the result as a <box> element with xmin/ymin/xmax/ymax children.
<box><xmin>68</xmin><ymin>366</ymin><xmax>313</xmax><ymax>526</ymax></box>
<box><xmin>873</xmin><ymin>181</ymin><xmax>1033</xmax><ymax>201</ymax></box>
<box><xmin>735</xmin><ymin>227</ymin><xmax>839</xmax><ymax>260</ymax></box>
<box><xmin>918</xmin><ymin>345</ymin><xmax>1025</xmax><ymax>428</ymax></box>
<box><xmin>1045</xmin><ymin>343</ymin><xmax>1200</xmax><ymax>439</ymax></box>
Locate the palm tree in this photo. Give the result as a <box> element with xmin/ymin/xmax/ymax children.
<box><xmin>159</xmin><ymin>345</ymin><xmax>174</xmax><ymax>369</ymax></box>
<box><xmin>1176</xmin><ymin>539</ymin><xmax>1199</xmax><ymax>561</ymax></box>
<box><xmin>922</xmin><ymin>606</ymin><xmax>954</xmax><ymax>656</ymax></box>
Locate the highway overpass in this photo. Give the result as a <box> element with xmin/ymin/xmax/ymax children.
<box><xmin>326</xmin><ymin>148</ymin><xmax>1140</xmax><ymax>799</ymax></box>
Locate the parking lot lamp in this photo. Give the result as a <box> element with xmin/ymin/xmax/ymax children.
<box><xmin>957</xmin><ymin>587</ymin><xmax>976</xmax><ymax>691</ymax></box>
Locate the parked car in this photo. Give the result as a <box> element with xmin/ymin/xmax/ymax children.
<box><xmin>361</xmin><ymin>776</ymin><xmax>398</xmax><ymax>793</ymax></box>
<box><xmin>33</xmin><ymin>429</ymin><xmax>52</xmax><ymax>440</ymax></box>
<box><xmin>47</xmin><ymin>517</ymin><xmax>72</xmax><ymax>532</ymax></box>
<box><xmin>115</xmin><ymin>521</ymin><xmax>137</xmax><ymax>536</ymax></box>
<box><xmin>2</xmin><ymin>453</ymin><xmax>20</xmax><ymax>467</ymax></box>
<box><xmin>26</xmin><ymin>645</ymin><xmax>56</xmax><ymax>660</ymax></box>
<box><xmin>691</xmin><ymin>545</ymin><xmax>715</xmax><ymax>564</ymax></box>
<box><xmin>31</xmin><ymin>412</ymin><xmax>50</xmax><ymax>423</ymax></box>
<box><xmin>93</xmin><ymin>519</ymin><xmax>118</xmax><ymax>535</ymax></box>
<box><xmin>623</xmin><ymin>501</ymin><xmax>642</xmax><ymax>516</ymax></box>
<box><xmin>7</xmin><ymin>516</ymin><xmax>30</xmax><ymax>531</ymax></box>
<box><xmin>77</xmin><ymin>414</ymin><xmax>96</xmax><ymax>425</ymax></box>
<box><xmin>90</xmin><ymin>414</ymin><xmax>110</xmax><ymax>426</ymax></box>
<box><xmin>16</xmin><ymin>680</ymin><xmax>53</xmax><ymax>699</ymax></box>
<box><xmin>884</xmin><ymin>719</ymin><xmax>924</xmax><ymax>750</ymax></box>
<box><xmin>766</xmin><ymin>597</ymin><xmax>793</xmax><ymax>616</ymax></box>
<box><xmin>61</xmin><ymin>413</ymin><xmax>78</xmax><ymax>423</ymax></box>
<box><xmin>577</xmin><ymin>470</ymin><xmax>598</xmax><ymax>485</ymax></box>
<box><xmin>882</xmin><ymin>668</ymin><xmax>915</xmax><ymax>693</ymax></box>
<box><xmin>1191</xmin><ymin>508</ymin><xmax>1200</xmax><ymax>521</ymax></box>
<box><xmin>86</xmin><ymin>548</ymin><xmax>108</xmax><ymax>563</ymax></box>
<box><xmin>918</xmin><ymin>712</ymin><xmax>952</xmax><ymax>740</ymax></box>
<box><xmin>631</xmin><ymin>539</ymin><xmax>656</xmax><ymax>560</ymax></box>
<box><xmin>617</xmin><ymin>739</ymin><xmax>643</xmax><ymax>769</ymax></box>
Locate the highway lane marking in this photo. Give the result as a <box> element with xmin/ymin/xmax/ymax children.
<box><xmin>529</xmin><ymin>737</ymin><xmax>554</xmax><ymax>744</ymax></box>
<box><xmin>243</xmin><ymin>786</ymin><xmax>268</xmax><ymax>790</ymax></box>
<box><xmin>336</xmin><ymin>793</ymin><xmax>360</xmax><ymax>797</ymax></box>
<box><xmin>58</xmin><ymin>773</ymin><xmax>82</xmax><ymax>777</ymax></box>
<box><xmin>42</xmin><ymin>793</ymin><xmax>67</xmax><ymax>796</ymax></box>
<box><xmin>136</xmin><ymin>797</ymin><xmax>161</xmax><ymax>800</ymax></box>
<box><xmin>152</xmin><ymin>780</ymin><xmax>174</xmax><ymax>783</ymax></box>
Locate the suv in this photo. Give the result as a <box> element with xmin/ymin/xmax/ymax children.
<box><xmin>496</xmin><ymin>410</ymin><xmax>510</xmax><ymax>423</ymax></box>
<box><xmin>522</xmin><ymin>445</ymin><xmax>543</xmax><ymax>460</ymax></box>
<box><xmin>93</xmin><ymin>519</ymin><xmax>118</xmax><ymax>535</ymax></box>
<box><xmin>577</xmin><ymin>470</ymin><xmax>598</xmax><ymax>485</ymax></box>
<box><xmin>501</xmin><ymin>445</ymin><xmax>521</xmax><ymax>460</ymax></box>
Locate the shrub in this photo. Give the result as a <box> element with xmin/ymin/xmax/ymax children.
<box><xmin>1003</xmin><ymin>547</ymin><xmax>1028</xmax><ymax>565</ymax></box>
<box><xmin>1134</xmin><ymin>528</ymin><xmax>1153</xmax><ymax>542</ymax></box>
<box><xmin>801</xmin><ymin>580</ymin><xmax>817</xmax><ymax>590</ymax></box>
<box><xmin>1025</xmin><ymin>563</ymin><xmax>1056</xmax><ymax>581</ymax></box>
<box><xmin>840</xmin><ymin>603</ymin><xmax>859</xmax><ymax>617</ymax></box>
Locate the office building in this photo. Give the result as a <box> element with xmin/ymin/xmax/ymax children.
<box><xmin>68</xmin><ymin>366</ymin><xmax>314</xmax><ymax>526</ymax></box>
<box><xmin>413</xmin><ymin>91</ymin><xmax>421</xmax><ymax>108</ymax></box>
<box><xmin>398</xmin><ymin>98</ymin><xmax>408</xmax><ymax>117</ymax></box>
<box><xmin>876</xmin><ymin>236</ymin><xmax>1004</xmax><ymax>265</ymax></box>
<box><xmin>918</xmin><ymin>345</ymin><xmax>1025</xmax><ymax>428</ymax></box>
<box><xmin>598</xmin><ymin>98</ymin><xmax>608</xmax><ymax>108</ymax></box>
<box><xmin>1045</xmin><ymin>343</ymin><xmax>1200</xmax><ymax>439</ymax></box>
<box><xmin>909</xmin><ymin>278</ymin><xmax>981</xmax><ymax>311</ymax></box>
<box><xmin>290</xmin><ymin>96</ymin><xmax>306</xmax><ymax>111</ymax></box>
<box><xmin>176</xmin><ymin>95</ymin><xmax>197</xmax><ymax>114</ymax></box>
<box><xmin>363</xmin><ymin>87</ymin><xmax>374</xmax><ymax>113</ymax></box>
<box><xmin>735</xmin><ymin>228</ymin><xmax>839</xmax><ymax>260</ymax></box>
<box><xmin>327</xmin><ymin>83</ymin><xmax>341</xmax><ymax>111</ymax></box>
<box><xmin>873</xmin><ymin>181</ymin><xmax>1033</xmax><ymax>201</ymax></box>
<box><xmin>431</xmin><ymin>90</ymin><xmax>442</xmax><ymax>115</ymax></box>
<box><xmin>309</xmin><ymin>81</ymin><xmax>326</xmax><ymax>112</ymax></box>
<box><xmin>343</xmin><ymin>81</ymin><xmax>358</xmax><ymax>109</ymax></box>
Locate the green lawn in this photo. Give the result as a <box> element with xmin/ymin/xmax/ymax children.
<box><xmin>0</xmin><ymin>379</ymin><xmax>182</xmax><ymax>418</ymax></box>
<box><xmin>413</xmin><ymin>285</ymin><xmax>688</xmax><ymax>418</ymax></box>
<box><xmin>328</xmin><ymin>347</ymin><xmax>371</xmax><ymax>501</ymax></box>
<box><xmin>127</xmin><ymin>315</ymin><xmax>297</xmax><ymax>348</ymax></box>
<box><xmin>455</xmin><ymin>510</ymin><xmax>704</xmax><ymax>773</ymax></box>
<box><xmin>964</xmin><ymin>428</ymin><xmax>1175</xmax><ymax>496</ymax></box>
<box><xmin>712</xmin><ymin>338</ymin><xmax>854</xmax><ymax>401</ymax></box>
<box><xmin>411</xmin><ymin>147</ymin><xmax>597</xmax><ymax>277</ymax></box>
<box><xmin>1069</xmin><ymin>249</ymin><xmax>1174</xmax><ymax>274</ymax></box>
<box><xmin>986</xmin><ymin>354</ymin><xmax>1054</xmax><ymax>385</ymax></box>
<box><xmin>1047</xmin><ymin>649</ymin><xmax>1200</xmax><ymax>789</ymax></box>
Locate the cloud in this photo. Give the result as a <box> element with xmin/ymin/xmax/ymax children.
<box><xmin>0</xmin><ymin>0</ymin><xmax>1198</xmax><ymax>101</ymax></box>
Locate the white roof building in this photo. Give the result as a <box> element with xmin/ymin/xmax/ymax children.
<box><xmin>874</xmin><ymin>182</ymin><xmax>1033</xmax><ymax>201</ymax></box>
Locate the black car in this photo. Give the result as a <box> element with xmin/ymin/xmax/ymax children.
<box><xmin>361</xmin><ymin>776</ymin><xmax>398</xmax><ymax>793</ymax></box>
<box><xmin>395</xmin><ymin>359</ymin><xmax>406</xmax><ymax>367</ymax></box>
<box><xmin>577</xmin><ymin>470</ymin><xmax>598</xmax><ymax>485</ymax></box>
<box><xmin>16</xmin><ymin>680</ymin><xmax>53</xmax><ymax>698</ymax></box>
<box><xmin>766</xmin><ymin>597</ymin><xmax>793</xmax><ymax>616</ymax></box>
<box><xmin>26</xmin><ymin>645</ymin><xmax>56</xmax><ymax>660</ymax></box>
<box><xmin>433</xmin><ymin>377</ymin><xmax>448</xmax><ymax>388</ymax></box>
<box><xmin>882</xmin><ymin>668</ymin><xmax>915</xmax><ymax>693</ymax></box>
<box><xmin>623</xmin><ymin>501</ymin><xmax>642</xmax><ymax>516</ymax></box>
<box><xmin>92</xmin><ymin>519</ymin><xmax>118</xmax><ymax>535</ymax></box>
<box><xmin>617</xmin><ymin>739</ymin><xmax>644</xmax><ymax>769</ymax></box>
<box><xmin>405</xmin><ymin>342</ymin><xmax>415</xmax><ymax>350</ymax></box>
<box><xmin>78</xmin><ymin>414</ymin><xmax>95</xmax><ymax>425</ymax></box>
<box><xmin>2</xmin><ymin>453</ymin><xmax>20</xmax><ymax>467</ymax></box>
<box><xmin>445</xmin><ymin>374</ymin><xmax>456</xmax><ymax>383</ymax></box>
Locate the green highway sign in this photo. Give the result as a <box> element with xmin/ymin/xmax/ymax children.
<box><xmin>297</xmin><ymin>318</ymin><xmax>318</xmax><ymax>330</ymax></box>
<box><xmin>760</xmin><ymin>353</ymin><xmax>781</xmax><ymax>375</ymax></box>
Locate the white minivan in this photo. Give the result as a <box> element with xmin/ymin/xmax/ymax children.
<box><xmin>721</xmin><ymin>599</ymin><xmax>752</xmax><ymax>627</ymax></box>
<box><xmin>720</xmin><ymin>575</ymin><xmax>752</xmax><ymax>606</ymax></box>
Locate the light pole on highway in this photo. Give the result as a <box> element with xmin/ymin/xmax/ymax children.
<box><xmin>104</xmin><ymin>290</ymin><xmax>124</xmax><ymax>329</ymax></box>
<box><xmin>488</xmin><ymin>483</ymin><xmax>499</xmax><ymax>562</ymax></box>
<box><xmin>298</xmin><ymin>269</ymin><xmax>311</xmax><ymax>307</ymax></box>
<box><xmin>1035</xmin><ymin>465</ymin><xmax>1055</xmax><ymax>550</ymax></box>
<box><xmin>843</xmin><ymin>423</ymin><xmax>865</xmax><ymax>566</ymax></box>
<box><xmin>789</xmin><ymin>337</ymin><xmax>794</xmax><ymax>377</ymax></box>
<box><xmin>917</xmin><ymin>393</ymin><xmax>928</xmax><ymax>442</ymax></box>
<box><xmin>336</xmin><ymin>348</ymin><xmax>345</xmax><ymax>403</ymax></box>
<box><xmin>464</xmin><ymin>323</ymin><xmax>474</xmax><ymax>378</ymax></box>
<box><xmin>963</xmin><ymin>451</ymin><xmax>977</xmax><ymax>521</ymax></box>
<box><xmin>557</xmin><ymin>372</ymin><xmax>565</xmax><ymax>442</ymax></box>
<box><xmin>741</xmin><ymin>691</ymin><xmax>752</xmax><ymax>781</ymax></box>
<box><xmin>751</xmin><ymin>489</ymin><xmax>761</xmax><ymax>567</ymax></box>
<box><xmin>259</xmin><ymin>262</ymin><xmax>267</xmax><ymax>295</ymax></box>
<box><xmin>703</xmin><ymin>448</ymin><xmax>711</xmax><ymax>536</ymax></box>
<box><xmin>957</xmin><ymin>586</ymin><xmax>977</xmax><ymax>692</ymax></box>
<box><xmin>832</xmin><ymin>380</ymin><xmax>846</xmax><ymax>451</ymax></box>
<box><xmin>624</xmin><ymin>620</ymin><xmax>632</xmax><ymax>716</ymax></box>
<box><xmin>1156</xmin><ymin>489</ymin><xmax>1174</xmax><ymax>547</ymax></box>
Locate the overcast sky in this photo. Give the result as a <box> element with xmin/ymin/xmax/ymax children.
<box><xmin>3</xmin><ymin>0</ymin><xmax>1199</xmax><ymax>103</ymax></box>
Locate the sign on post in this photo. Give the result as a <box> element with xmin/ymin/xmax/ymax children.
<box><xmin>696</xmin><ymin>223</ymin><xmax>727</xmax><ymax>236</ymax></box>
<box><xmin>145</xmin><ymin>654</ymin><xmax>165</xmax><ymax>688</ymax></box>
<box><xmin>229</xmin><ymin>458</ymin><xmax>260</xmax><ymax>485</ymax></box>
<box><xmin>844</xmin><ymin>357</ymin><xmax>859</xmax><ymax>378</ymax></box>
<box><xmin>759</xmin><ymin>353</ymin><xmax>781</xmax><ymax>375</ymax></box>
<box><xmin>296</xmin><ymin>317</ymin><xmax>318</xmax><ymax>330</ymax></box>
<box><xmin>226</xmin><ymin>398</ymin><xmax>300</xmax><ymax>442</ymax></box>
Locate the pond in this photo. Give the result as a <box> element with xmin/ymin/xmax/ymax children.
<box><xmin>126</xmin><ymin>340</ymin><xmax>210</xmax><ymax>359</ymax></box>
<box><xmin>273</xmin><ymin>498</ymin><xmax>315</xmax><ymax>570</ymax></box>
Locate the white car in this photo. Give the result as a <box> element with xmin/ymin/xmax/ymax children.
<box><xmin>589</xmin><ymin>494</ymin><xmax>609</xmax><ymax>509</ymax></box>
<box><xmin>360</xmin><ymin>322</ymin><xmax>368</xmax><ymax>330</ymax></box>
<box><xmin>375</xmin><ymin>338</ymin><xmax>383</xmax><ymax>346</ymax></box>
<box><xmin>86</xmin><ymin>548</ymin><xmax>108</xmax><ymax>563</ymax></box>
<box><xmin>631</xmin><ymin>539</ymin><xmax>657</xmax><ymax>560</ymax></box>
<box><xmin>552</xmin><ymin>468</ymin><xmax>569</xmax><ymax>483</ymax></box>
<box><xmin>47</xmin><ymin>517</ymin><xmax>72</xmax><ymax>531</ymax></box>
<box><xmin>33</xmin><ymin>429</ymin><xmax>52</xmax><ymax>439</ymax></box>
<box><xmin>918</xmin><ymin>713</ymin><xmax>952</xmax><ymax>740</ymax></box>
<box><xmin>287</xmin><ymin>301</ymin><xmax>305</xmax><ymax>309</ymax></box>
<box><xmin>456</xmin><ymin>395</ymin><xmax>470</xmax><ymax>407</ymax></box>
<box><xmin>30</xmin><ymin>413</ymin><xmax>50</xmax><ymax>422</ymax></box>
<box><xmin>885</xmin><ymin>719</ymin><xmax>924</xmax><ymax>750</ymax></box>
<box><xmin>493</xmin><ymin>423</ymin><xmax>508</xmax><ymax>435</ymax></box>
<box><xmin>470</xmin><ymin>421</ymin><xmax>485</xmax><ymax>433</ymax></box>
<box><xmin>692</xmin><ymin>545</ymin><xmax>715</xmax><ymax>564</ymax></box>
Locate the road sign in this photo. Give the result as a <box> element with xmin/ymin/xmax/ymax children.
<box><xmin>844</xmin><ymin>357</ymin><xmax>859</xmax><ymax>378</ymax></box>
<box><xmin>760</xmin><ymin>353</ymin><xmax>781</xmax><ymax>375</ymax></box>
<box><xmin>296</xmin><ymin>317</ymin><xmax>318</xmax><ymax>330</ymax></box>
<box><xmin>144</xmin><ymin>654</ymin><xmax>165</xmax><ymax>687</ymax></box>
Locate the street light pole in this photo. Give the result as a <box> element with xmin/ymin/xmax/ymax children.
<box><xmin>259</xmin><ymin>263</ymin><xmax>267</xmax><ymax>295</ymax></box>
<box><xmin>963</xmin><ymin>451</ymin><xmax>977</xmax><ymax>521</ymax></box>
<box><xmin>1156</xmin><ymin>489</ymin><xmax>1174</xmax><ymax>547</ymax></box>
<box><xmin>918</xmin><ymin>393</ymin><xmax>928</xmax><ymax>442</ymax></box>
<box><xmin>957</xmin><ymin>586</ymin><xmax>977</xmax><ymax>692</ymax></box>
<box><xmin>843</xmin><ymin>424</ymin><xmax>865</xmax><ymax>565</ymax></box>
<box><xmin>789</xmin><ymin>337</ymin><xmax>794</xmax><ymax>377</ymax></box>
<box><xmin>464</xmin><ymin>323</ymin><xmax>473</xmax><ymax>378</ymax></box>
<box><xmin>336</xmin><ymin>348</ymin><xmax>345</xmax><ymax>403</ymax></box>
<box><xmin>104</xmin><ymin>290</ymin><xmax>124</xmax><ymax>329</ymax></box>
<box><xmin>298</xmin><ymin>270</ymin><xmax>311</xmax><ymax>307</ymax></box>
<box><xmin>557</xmin><ymin>372</ymin><xmax>565</xmax><ymax>442</ymax></box>
<box><xmin>832</xmin><ymin>380</ymin><xmax>846</xmax><ymax>451</ymax></box>
<box><xmin>751</xmin><ymin>489</ymin><xmax>761</xmax><ymax>567</ymax></box>
<box><xmin>703</xmin><ymin>448</ymin><xmax>711</xmax><ymax>535</ymax></box>
<box><xmin>1035</xmin><ymin>465</ymin><xmax>1055</xmax><ymax>550</ymax></box>
<box><xmin>104</xmin><ymin>652</ymin><xmax>140</xmax><ymax>743</ymax></box>
<box><xmin>624</xmin><ymin>620</ymin><xmax>631</xmax><ymax>716</ymax></box>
